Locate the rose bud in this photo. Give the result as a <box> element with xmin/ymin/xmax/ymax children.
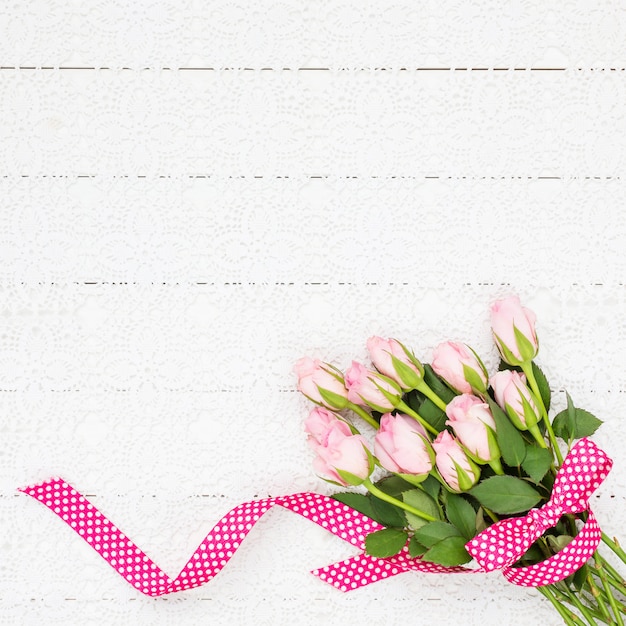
<box><xmin>345</xmin><ymin>361</ymin><xmax>402</xmax><ymax>412</ymax></box>
<box><xmin>432</xmin><ymin>430</ymin><xmax>480</xmax><ymax>492</ymax></box>
<box><xmin>374</xmin><ymin>413</ymin><xmax>432</xmax><ymax>477</ymax></box>
<box><xmin>294</xmin><ymin>356</ymin><xmax>349</xmax><ymax>410</ymax></box>
<box><xmin>445</xmin><ymin>394</ymin><xmax>499</xmax><ymax>463</ymax></box>
<box><xmin>490</xmin><ymin>369</ymin><xmax>540</xmax><ymax>431</ymax></box>
<box><xmin>307</xmin><ymin>419</ymin><xmax>372</xmax><ymax>486</ymax></box>
<box><xmin>304</xmin><ymin>407</ymin><xmax>344</xmax><ymax>444</ymax></box>
<box><xmin>490</xmin><ymin>296</ymin><xmax>539</xmax><ymax>365</ymax></box>
<box><xmin>366</xmin><ymin>336</ymin><xmax>424</xmax><ymax>391</ymax></box>
<box><xmin>431</xmin><ymin>341</ymin><xmax>488</xmax><ymax>395</ymax></box>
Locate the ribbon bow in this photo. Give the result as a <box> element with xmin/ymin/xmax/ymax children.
<box><xmin>466</xmin><ymin>438</ymin><xmax>612</xmax><ymax>586</ymax></box>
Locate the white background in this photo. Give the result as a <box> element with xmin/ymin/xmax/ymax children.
<box><xmin>1</xmin><ymin>2</ymin><xmax>626</xmax><ymax>625</ymax></box>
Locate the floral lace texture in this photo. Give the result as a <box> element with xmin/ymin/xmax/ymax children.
<box><xmin>3</xmin><ymin>3</ymin><xmax>626</xmax><ymax>624</ymax></box>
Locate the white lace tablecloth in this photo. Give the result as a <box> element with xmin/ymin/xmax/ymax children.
<box><xmin>1</xmin><ymin>3</ymin><xmax>626</xmax><ymax>625</ymax></box>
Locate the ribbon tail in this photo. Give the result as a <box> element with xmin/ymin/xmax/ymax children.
<box><xmin>20</xmin><ymin>481</ymin><xmax>388</xmax><ymax>596</ymax></box>
<box><xmin>19</xmin><ymin>478</ymin><xmax>175</xmax><ymax>596</ymax></box>
<box><xmin>312</xmin><ymin>553</ymin><xmax>406</xmax><ymax>591</ymax></box>
<box><xmin>312</xmin><ymin>548</ymin><xmax>475</xmax><ymax>592</ymax></box>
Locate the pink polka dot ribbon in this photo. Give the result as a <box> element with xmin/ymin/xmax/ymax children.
<box><xmin>466</xmin><ymin>438</ymin><xmax>612</xmax><ymax>586</ymax></box>
<box><xmin>20</xmin><ymin>480</ymin><xmax>417</xmax><ymax>594</ymax></box>
<box><xmin>19</xmin><ymin>438</ymin><xmax>611</xmax><ymax>594</ymax></box>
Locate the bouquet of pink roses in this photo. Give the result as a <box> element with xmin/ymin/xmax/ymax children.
<box><xmin>295</xmin><ymin>297</ymin><xmax>626</xmax><ymax>626</ymax></box>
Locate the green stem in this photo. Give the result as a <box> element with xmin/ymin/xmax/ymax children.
<box><xmin>347</xmin><ymin>402</ymin><xmax>379</xmax><ymax>430</ymax></box>
<box><xmin>602</xmin><ymin>535</ymin><xmax>626</xmax><ymax>567</ymax></box>
<box><xmin>598</xmin><ymin>562</ymin><xmax>626</xmax><ymax>593</ymax></box>
<box><xmin>553</xmin><ymin>585</ymin><xmax>605</xmax><ymax>625</ymax></box>
<box><xmin>595</xmin><ymin>553</ymin><xmax>625</xmax><ymax>626</ymax></box>
<box><xmin>539</xmin><ymin>585</ymin><xmax>586</xmax><ymax>626</ymax></box>
<box><xmin>609</xmin><ymin>598</ymin><xmax>626</xmax><ymax>615</ymax></box>
<box><xmin>584</xmin><ymin>575</ymin><xmax>614</xmax><ymax>626</ymax></box>
<box><xmin>396</xmin><ymin>400</ymin><xmax>439</xmax><ymax>436</ymax></box>
<box><xmin>595</xmin><ymin>569</ymin><xmax>626</xmax><ymax>599</ymax></box>
<box><xmin>415</xmin><ymin>380</ymin><xmax>448</xmax><ymax>411</ymax></box>
<box><xmin>565</xmin><ymin>588</ymin><xmax>601</xmax><ymax>625</ymax></box>
<box><xmin>363</xmin><ymin>478</ymin><xmax>437</xmax><ymax>522</ymax></box>
<box><xmin>521</xmin><ymin>361</ymin><xmax>564</xmax><ymax>465</ymax></box>
<box><xmin>570</xmin><ymin>588</ymin><xmax>614</xmax><ymax>624</ymax></box>
<box><xmin>595</xmin><ymin>553</ymin><xmax>626</xmax><ymax>595</ymax></box>
<box><xmin>586</xmin><ymin>580</ymin><xmax>618</xmax><ymax>625</ymax></box>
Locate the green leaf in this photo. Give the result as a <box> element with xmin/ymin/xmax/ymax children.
<box><xmin>390</xmin><ymin>354</ymin><xmax>423</xmax><ymax>389</ymax></box>
<box><xmin>494</xmin><ymin>333</ymin><xmax>523</xmax><ymax>366</ymax></box>
<box><xmin>374</xmin><ymin>475</ymin><xmax>416</xmax><ymax>498</ymax></box>
<box><xmin>518</xmin><ymin>543</ymin><xmax>544</xmax><ymax>564</ymax></box>
<box><xmin>485</xmin><ymin>396</ymin><xmax>526</xmax><ymax>466</ymax></box>
<box><xmin>404</xmin><ymin>365</ymin><xmax>457</xmax><ymax>433</ymax></box>
<box><xmin>462</xmin><ymin>363</ymin><xmax>487</xmax><ymax>394</ymax></box>
<box><xmin>414</xmin><ymin>522</ymin><xmax>462</xmax><ymax>548</ymax></box>
<box><xmin>453</xmin><ymin>458</ymin><xmax>479</xmax><ymax>492</ymax></box>
<box><xmin>542</xmin><ymin>467</ymin><xmax>555</xmax><ymax>494</ymax></box>
<box><xmin>405</xmin><ymin>390</ymin><xmax>447</xmax><ymax>433</ymax></box>
<box><xmin>317</xmin><ymin>386</ymin><xmax>349</xmax><ymax>410</ymax></box>
<box><xmin>396</xmin><ymin>472</ymin><xmax>429</xmax><ymax>486</ymax></box>
<box><xmin>552</xmin><ymin>394</ymin><xmax>603</xmax><ymax>440</ymax></box>
<box><xmin>521</xmin><ymin>445</ymin><xmax>554</xmax><ymax>483</ymax></box>
<box><xmin>402</xmin><ymin>489</ymin><xmax>442</xmax><ymax>530</ymax></box>
<box><xmin>417</xmin><ymin>397</ymin><xmax>448</xmax><ymax>432</ymax></box>
<box><xmin>531</xmin><ymin>362</ymin><xmax>551</xmax><ymax>412</ymax></box>
<box><xmin>423</xmin><ymin>364</ymin><xmax>457</xmax><ymax>403</ymax></box>
<box><xmin>364</xmin><ymin>528</ymin><xmax>408</xmax><ymax>558</ymax></box>
<box><xmin>546</xmin><ymin>534</ymin><xmax>574</xmax><ymax>553</ymax></box>
<box><xmin>421</xmin><ymin>536</ymin><xmax>472</xmax><ymax>566</ymax></box>
<box><xmin>420</xmin><ymin>475</ymin><xmax>441</xmax><ymax>502</ymax></box>
<box><xmin>519</xmin><ymin>391</ymin><xmax>540</xmax><ymax>429</ymax></box>
<box><xmin>567</xmin><ymin>391</ymin><xmax>576</xmax><ymax>422</ymax></box>
<box><xmin>336</xmin><ymin>468</ymin><xmax>367</xmax><ymax>486</ymax></box>
<box><xmin>570</xmin><ymin>563</ymin><xmax>589</xmax><ymax>592</ymax></box>
<box><xmin>498</xmin><ymin>360</ymin><xmax>521</xmax><ymax>373</ymax></box>
<box><xmin>475</xmin><ymin>507</ymin><xmax>488</xmax><ymax>534</ymax></box>
<box><xmin>445</xmin><ymin>494</ymin><xmax>477</xmax><ymax>540</ymax></box>
<box><xmin>470</xmin><ymin>475</ymin><xmax>542</xmax><ymax>514</ymax></box>
<box><xmin>370</xmin><ymin>494</ymin><xmax>407</xmax><ymax>528</ymax></box>
<box><xmin>513</xmin><ymin>325</ymin><xmax>537</xmax><ymax>363</ymax></box>
<box><xmin>408</xmin><ymin>535</ymin><xmax>428</xmax><ymax>557</ymax></box>
<box><xmin>331</xmin><ymin>493</ymin><xmax>377</xmax><ymax>522</ymax></box>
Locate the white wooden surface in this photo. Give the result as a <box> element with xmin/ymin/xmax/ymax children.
<box><xmin>2</xmin><ymin>2</ymin><xmax>626</xmax><ymax>625</ymax></box>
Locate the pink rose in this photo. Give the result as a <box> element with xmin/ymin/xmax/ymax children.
<box><xmin>432</xmin><ymin>430</ymin><xmax>479</xmax><ymax>492</ymax></box>
<box><xmin>445</xmin><ymin>394</ymin><xmax>498</xmax><ymax>462</ymax></box>
<box><xmin>490</xmin><ymin>369</ymin><xmax>540</xmax><ymax>431</ymax></box>
<box><xmin>366</xmin><ymin>336</ymin><xmax>424</xmax><ymax>390</ymax></box>
<box><xmin>374</xmin><ymin>413</ymin><xmax>432</xmax><ymax>475</ymax></box>
<box><xmin>304</xmin><ymin>407</ymin><xmax>343</xmax><ymax>444</ymax></box>
<box><xmin>490</xmin><ymin>296</ymin><xmax>538</xmax><ymax>364</ymax></box>
<box><xmin>431</xmin><ymin>341</ymin><xmax>488</xmax><ymax>394</ymax></box>
<box><xmin>345</xmin><ymin>361</ymin><xmax>402</xmax><ymax>412</ymax></box>
<box><xmin>307</xmin><ymin>419</ymin><xmax>371</xmax><ymax>486</ymax></box>
<box><xmin>294</xmin><ymin>357</ymin><xmax>349</xmax><ymax>409</ymax></box>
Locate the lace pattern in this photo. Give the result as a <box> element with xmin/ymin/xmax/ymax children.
<box><xmin>2</xmin><ymin>3</ymin><xmax>626</xmax><ymax>625</ymax></box>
